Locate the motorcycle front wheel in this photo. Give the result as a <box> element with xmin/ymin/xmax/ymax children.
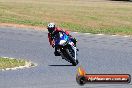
<box><xmin>61</xmin><ymin>48</ymin><xmax>79</xmax><ymax>66</ymax></box>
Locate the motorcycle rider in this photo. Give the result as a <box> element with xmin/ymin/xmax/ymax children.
<box><xmin>47</xmin><ymin>22</ymin><xmax>78</xmax><ymax>56</ymax></box>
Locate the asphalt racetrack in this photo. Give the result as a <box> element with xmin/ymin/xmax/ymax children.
<box><xmin>0</xmin><ymin>26</ymin><xmax>132</xmax><ymax>88</ymax></box>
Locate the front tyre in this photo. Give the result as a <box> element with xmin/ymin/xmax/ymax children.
<box><xmin>61</xmin><ymin>48</ymin><xmax>78</xmax><ymax>66</ymax></box>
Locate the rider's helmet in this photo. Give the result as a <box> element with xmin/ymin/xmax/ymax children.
<box><xmin>47</xmin><ymin>22</ymin><xmax>56</xmax><ymax>34</ymax></box>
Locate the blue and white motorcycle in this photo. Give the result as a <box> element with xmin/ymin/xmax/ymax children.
<box><xmin>54</xmin><ymin>32</ymin><xmax>79</xmax><ymax>66</ymax></box>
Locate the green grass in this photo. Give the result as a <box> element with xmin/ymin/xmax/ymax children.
<box><xmin>0</xmin><ymin>57</ymin><xmax>25</xmax><ymax>69</ymax></box>
<box><xmin>0</xmin><ymin>0</ymin><xmax>132</xmax><ymax>35</ymax></box>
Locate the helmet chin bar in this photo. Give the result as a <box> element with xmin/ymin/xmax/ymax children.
<box><xmin>48</xmin><ymin>27</ymin><xmax>55</xmax><ymax>33</ymax></box>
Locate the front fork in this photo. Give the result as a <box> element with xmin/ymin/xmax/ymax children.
<box><xmin>70</xmin><ymin>45</ymin><xmax>77</xmax><ymax>60</ymax></box>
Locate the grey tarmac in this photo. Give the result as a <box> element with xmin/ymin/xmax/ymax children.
<box><xmin>0</xmin><ymin>26</ymin><xmax>132</xmax><ymax>88</ymax></box>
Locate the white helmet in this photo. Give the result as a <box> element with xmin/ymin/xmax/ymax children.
<box><xmin>47</xmin><ymin>22</ymin><xmax>56</xmax><ymax>33</ymax></box>
<box><xmin>47</xmin><ymin>22</ymin><xmax>55</xmax><ymax>28</ymax></box>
